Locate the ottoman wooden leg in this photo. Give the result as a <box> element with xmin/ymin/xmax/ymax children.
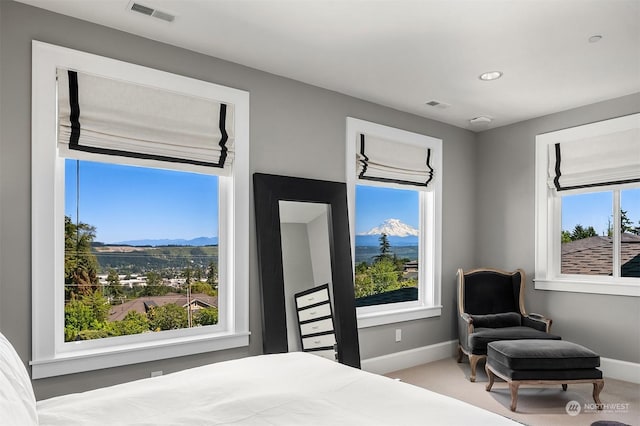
<box><xmin>509</xmin><ymin>382</ymin><xmax>520</xmax><ymax>412</ymax></box>
<box><xmin>562</xmin><ymin>384</ymin><xmax>567</xmax><ymax>391</ymax></box>
<box><xmin>485</xmin><ymin>364</ymin><xmax>495</xmax><ymax>391</ymax></box>
<box><xmin>593</xmin><ymin>380</ymin><xmax>604</xmax><ymax>408</ymax></box>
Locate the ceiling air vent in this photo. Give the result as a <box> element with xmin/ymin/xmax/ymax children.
<box><xmin>424</xmin><ymin>100</ymin><xmax>451</xmax><ymax>110</ymax></box>
<box><xmin>129</xmin><ymin>2</ymin><xmax>175</xmax><ymax>22</ymax></box>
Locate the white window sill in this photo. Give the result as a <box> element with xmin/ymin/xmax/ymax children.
<box><xmin>534</xmin><ymin>279</ymin><xmax>640</xmax><ymax>297</ymax></box>
<box><xmin>31</xmin><ymin>332</ymin><xmax>250</xmax><ymax>379</ymax></box>
<box><xmin>356</xmin><ymin>305</ymin><xmax>442</xmax><ymax>328</ymax></box>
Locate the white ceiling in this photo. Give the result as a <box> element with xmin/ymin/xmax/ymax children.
<box><xmin>16</xmin><ymin>0</ymin><xmax>640</xmax><ymax>131</ymax></box>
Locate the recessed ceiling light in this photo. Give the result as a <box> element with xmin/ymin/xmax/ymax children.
<box><xmin>588</xmin><ymin>35</ymin><xmax>603</xmax><ymax>43</ymax></box>
<box><xmin>479</xmin><ymin>71</ymin><xmax>503</xmax><ymax>81</ymax></box>
<box><xmin>469</xmin><ymin>116</ymin><xmax>492</xmax><ymax>125</ymax></box>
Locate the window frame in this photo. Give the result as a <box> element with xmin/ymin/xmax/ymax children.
<box><xmin>534</xmin><ymin>115</ymin><xmax>640</xmax><ymax>297</ymax></box>
<box><xmin>31</xmin><ymin>41</ymin><xmax>250</xmax><ymax>378</ymax></box>
<box><xmin>346</xmin><ymin>118</ymin><xmax>442</xmax><ymax>328</ymax></box>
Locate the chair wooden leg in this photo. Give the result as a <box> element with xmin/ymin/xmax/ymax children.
<box><xmin>468</xmin><ymin>354</ymin><xmax>483</xmax><ymax>382</ymax></box>
<box><xmin>509</xmin><ymin>382</ymin><xmax>520</xmax><ymax>412</ymax></box>
<box><xmin>456</xmin><ymin>345</ymin><xmax>463</xmax><ymax>363</ymax></box>
<box><xmin>562</xmin><ymin>384</ymin><xmax>567</xmax><ymax>391</ymax></box>
<box><xmin>593</xmin><ymin>380</ymin><xmax>604</xmax><ymax>409</ymax></box>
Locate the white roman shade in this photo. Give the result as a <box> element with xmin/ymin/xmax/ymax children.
<box><xmin>547</xmin><ymin>127</ymin><xmax>640</xmax><ymax>191</ymax></box>
<box><xmin>356</xmin><ymin>133</ymin><xmax>434</xmax><ymax>188</ymax></box>
<box><xmin>57</xmin><ymin>69</ymin><xmax>235</xmax><ymax>174</ymax></box>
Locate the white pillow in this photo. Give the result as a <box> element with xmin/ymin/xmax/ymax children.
<box><xmin>0</xmin><ymin>331</ymin><xmax>38</xmax><ymax>425</ymax></box>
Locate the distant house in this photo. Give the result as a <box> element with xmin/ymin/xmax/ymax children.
<box><xmin>561</xmin><ymin>233</ymin><xmax>640</xmax><ymax>277</ymax></box>
<box><xmin>403</xmin><ymin>260</ymin><xmax>419</xmax><ymax>280</ymax></box>
<box><xmin>109</xmin><ymin>293</ymin><xmax>217</xmax><ymax>322</ymax></box>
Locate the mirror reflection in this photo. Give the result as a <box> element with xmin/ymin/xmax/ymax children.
<box><xmin>279</xmin><ymin>201</ymin><xmax>332</xmax><ymax>352</ymax></box>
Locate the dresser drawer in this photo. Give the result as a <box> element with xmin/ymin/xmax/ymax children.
<box><xmin>307</xmin><ymin>349</ymin><xmax>336</xmax><ymax>361</ymax></box>
<box><xmin>299</xmin><ymin>318</ymin><xmax>334</xmax><ymax>336</ymax></box>
<box><xmin>302</xmin><ymin>333</ymin><xmax>336</xmax><ymax>350</ymax></box>
<box><xmin>297</xmin><ymin>303</ymin><xmax>331</xmax><ymax>322</ymax></box>
<box><xmin>295</xmin><ymin>287</ymin><xmax>330</xmax><ymax>309</ymax></box>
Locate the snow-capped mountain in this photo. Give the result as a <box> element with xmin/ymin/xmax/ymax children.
<box><xmin>361</xmin><ymin>218</ymin><xmax>418</xmax><ymax>237</ymax></box>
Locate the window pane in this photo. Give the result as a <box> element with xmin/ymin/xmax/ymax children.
<box><xmin>561</xmin><ymin>191</ymin><xmax>612</xmax><ymax>276</ymax></box>
<box><xmin>64</xmin><ymin>160</ymin><xmax>219</xmax><ymax>342</ymax></box>
<box><xmin>621</xmin><ymin>188</ymin><xmax>640</xmax><ymax>278</ymax></box>
<box><xmin>354</xmin><ymin>185</ymin><xmax>419</xmax><ymax>306</ymax></box>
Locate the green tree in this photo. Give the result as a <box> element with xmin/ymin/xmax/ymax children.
<box><xmin>621</xmin><ymin>210</ymin><xmax>634</xmax><ymax>233</ymax></box>
<box><xmin>64</xmin><ymin>297</ymin><xmax>95</xmax><ymax>341</ymax></box>
<box><xmin>374</xmin><ymin>233</ymin><xmax>392</xmax><ymax>263</ymax></box>
<box><xmin>355</xmin><ymin>261</ymin><xmax>369</xmax><ymax>274</ymax></box>
<box><xmin>190</xmin><ymin>281</ymin><xmax>217</xmax><ymax>296</ymax></box>
<box><xmin>571</xmin><ymin>224</ymin><xmax>597</xmax><ymax>241</ymax></box>
<box><xmin>206</xmin><ymin>261</ymin><xmax>218</xmax><ymax>289</ymax></box>
<box><xmin>607</xmin><ymin>210</ymin><xmax>638</xmax><ymax>236</ymax></box>
<box><xmin>147</xmin><ymin>304</ymin><xmax>188</xmax><ymax>331</ymax></box>
<box><xmin>139</xmin><ymin>271</ymin><xmax>171</xmax><ymax>296</ymax></box>
<box><xmin>105</xmin><ymin>269</ymin><xmax>124</xmax><ymax>300</ymax></box>
<box><xmin>561</xmin><ymin>230</ymin><xmax>572</xmax><ymax>243</ymax></box>
<box><xmin>63</xmin><ymin>290</ymin><xmax>110</xmax><ymax>341</ymax></box>
<box><xmin>195</xmin><ymin>306</ymin><xmax>219</xmax><ymax>326</ymax></box>
<box><xmin>64</xmin><ymin>216</ymin><xmax>100</xmax><ymax>296</ymax></box>
<box><xmin>369</xmin><ymin>258</ymin><xmax>401</xmax><ymax>294</ymax></box>
<box><xmin>108</xmin><ymin>311</ymin><xmax>150</xmax><ymax>336</ymax></box>
<box><xmin>354</xmin><ymin>272</ymin><xmax>374</xmax><ymax>298</ymax></box>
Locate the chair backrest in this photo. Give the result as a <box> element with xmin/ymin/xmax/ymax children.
<box><xmin>458</xmin><ymin>268</ymin><xmax>525</xmax><ymax>315</ymax></box>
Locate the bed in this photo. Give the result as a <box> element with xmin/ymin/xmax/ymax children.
<box><xmin>1</xmin><ymin>332</ymin><xmax>518</xmax><ymax>425</ymax></box>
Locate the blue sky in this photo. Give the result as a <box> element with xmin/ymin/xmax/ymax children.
<box><xmin>65</xmin><ymin>160</ymin><xmax>218</xmax><ymax>243</ymax></box>
<box><xmin>355</xmin><ymin>185</ymin><xmax>419</xmax><ymax>234</ymax></box>
<box><xmin>354</xmin><ymin>185</ymin><xmax>640</xmax><ymax>237</ymax></box>
<box><xmin>66</xmin><ymin>162</ymin><xmax>639</xmax><ymax>243</ymax></box>
<box><xmin>562</xmin><ymin>189</ymin><xmax>640</xmax><ymax>235</ymax></box>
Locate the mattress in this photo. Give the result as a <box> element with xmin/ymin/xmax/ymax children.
<box><xmin>37</xmin><ymin>352</ymin><xmax>517</xmax><ymax>425</ymax></box>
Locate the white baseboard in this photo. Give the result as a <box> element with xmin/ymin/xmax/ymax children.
<box><xmin>361</xmin><ymin>342</ymin><xmax>640</xmax><ymax>385</ymax></box>
<box><xmin>600</xmin><ymin>357</ymin><xmax>640</xmax><ymax>384</ymax></box>
<box><xmin>361</xmin><ymin>340</ymin><xmax>457</xmax><ymax>375</ymax></box>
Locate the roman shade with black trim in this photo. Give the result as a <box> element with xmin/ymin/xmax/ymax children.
<box><xmin>356</xmin><ymin>133</ymin><xmax>434</xmax><ymax>188</ymax></box>
<box><xmin>547</xmin><ymin>127</ymin><xmax>640</xmax><ymax>191</ymax></box>
<box><xmin>57</xmin><ymin>69</ymin><xmax>235</xmax><ymax>175</ymax></box>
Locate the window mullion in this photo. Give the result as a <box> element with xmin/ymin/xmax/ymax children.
<box><xmin>613</xmin><ymin>190</ymin><xmax>621</xmax><ymax>278</ymax></box>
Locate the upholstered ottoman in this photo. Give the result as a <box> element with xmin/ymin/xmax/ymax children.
<box><xmin>485</xmin><ymin>340</ymin><xmax>604</xmax><ymax>412</ymax></box>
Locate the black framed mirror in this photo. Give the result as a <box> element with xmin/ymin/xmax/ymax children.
<box><xmin>254</xmin><ymin>173</ymin><xmax>361</xmax><ymax>368</ymax></box>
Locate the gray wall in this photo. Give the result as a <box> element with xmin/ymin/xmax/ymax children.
<box><xmin>281</xmin><ymin>223</ymin><xmax>315</xmax><ymax>352</ymax></box>
<box><xmin>475</xmin><ymin>93</ymin><xmax>640</xmax><ymax>363</ymax></box>
<box><xmin>0</xmin><ymin>1</ymin><xmax>477</xmax><ymax>399</ymax></box>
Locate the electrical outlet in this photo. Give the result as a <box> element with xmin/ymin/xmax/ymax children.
<box><xmin>151</xmin><ymin>370</ymin><xmax>163</xmax><ymax>377</ymax></box>
<box><xmin>395</xmin><ymin>329</ymin><xmax>402</xmax><ymax>342</ymax></box>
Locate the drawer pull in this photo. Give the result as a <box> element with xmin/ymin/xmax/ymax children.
<box><xmin>311</xmin><ymin>325</ymin><xmax>319</xmax><ymax>330</ymax></box>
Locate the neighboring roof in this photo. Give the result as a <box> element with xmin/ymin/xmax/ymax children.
<box><xmin>109</xmin><ymin>293</ymin><xmax>217</xmax><ymax>322</ymax></box>
<box><xmin>561</xmin><ymin>234</ymin><xmax>640</xmax><ymax>277</ymax></box>
<box><xmin>355</xmin><ymin>287</ymin><xmax>418</xmax><ymax>308</ymax></box>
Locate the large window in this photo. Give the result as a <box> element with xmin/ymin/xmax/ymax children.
<box><xmin>31</xmin><ymin>42</ymin><xmax>250</xmax><ymax>378</ymax></box>
<box><xmin>535</xmin><ymin>113</ymin><xmax>640</xmax><ymax>296</ymax></box>
<box><xmin>64</xmin><ymin>160</ymin><xmax>221</xmax><ymax>342</ymax></box>
<box><xmin>346</xmin><ymin>118</ymin><xmax>442</xmax><ymax>328</ymax></box>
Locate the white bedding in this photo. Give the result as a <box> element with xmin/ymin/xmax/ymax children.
<box><xmin>37</xmin><ymin>352</ymin><xmax>517</xmax><ymax>426</ymax></box>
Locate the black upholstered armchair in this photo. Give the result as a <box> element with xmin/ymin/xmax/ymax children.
<box><xmin>457</xmin><ymin>268</ymin><xmax>560</xmax><ymax>382</ymax></box>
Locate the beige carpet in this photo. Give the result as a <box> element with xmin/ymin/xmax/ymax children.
<box><xmin>387</xmin><ymin>357</ymin><xmax>639</xmax><ymax>426</ymax></box>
